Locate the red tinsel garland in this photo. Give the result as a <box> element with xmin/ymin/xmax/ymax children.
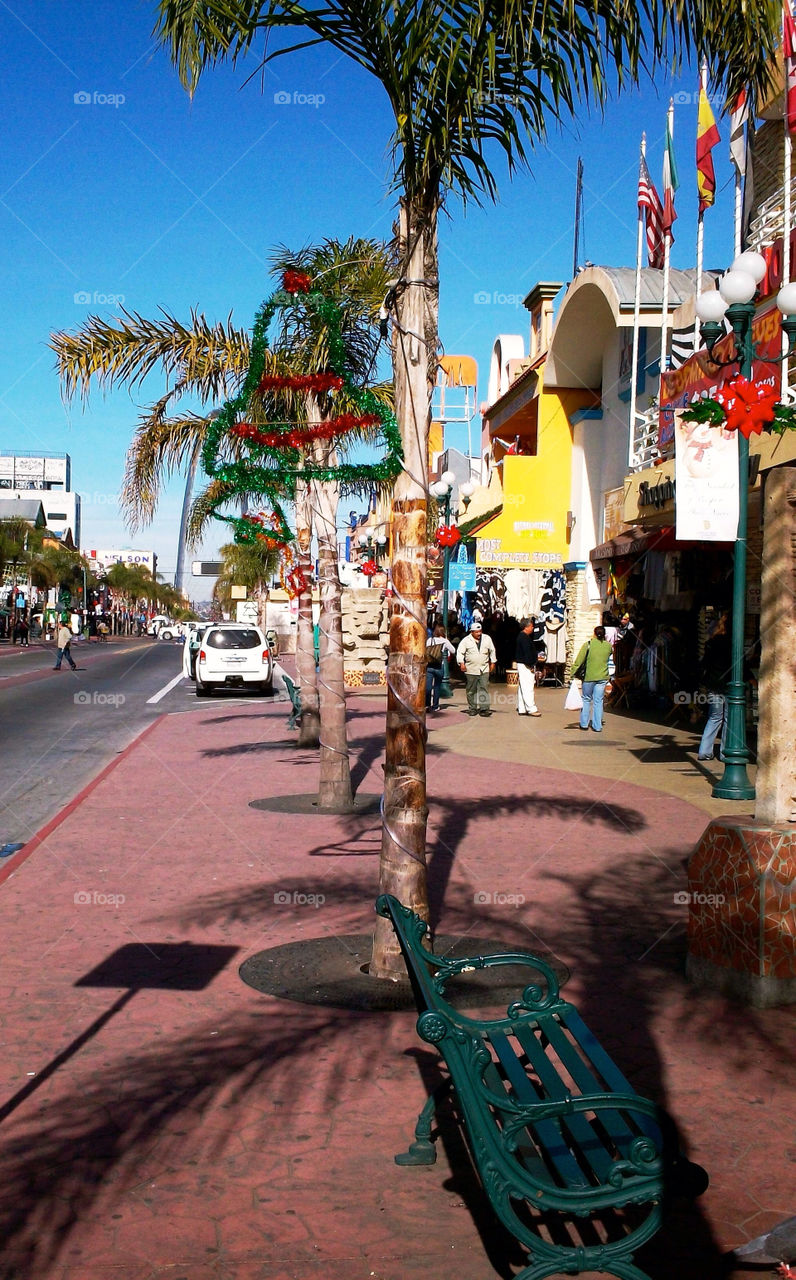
<box><xmin>232</xmin><ymin>412</ymin><xmax>381</xmax><ymax>450</ymax></box>
<box><xmin>282</xmin><ymin>269</ymin><xmax>312</xmax><ymax>294</ymax></box>
<box><xmin>714</xmin><ymin>376</ymin><xmax>779</xmax><ymax>439</ymax></box>
<box><xmin>436</xmin><ymin>524</ymin><xmax>461</xmax><ymax>548</ymax></box>
<box><xmin>258</xmin><ymin>372</ymin><xmax>344</xmax><ymax>395</ymax></box>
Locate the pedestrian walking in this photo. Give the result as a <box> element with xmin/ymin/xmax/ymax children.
<box><xmin>456</xmin><ymin>619</ymin><xmax>496</xmax><ymax>717</ymax></box>
<box><xmin>572</xmin><ymin>625</ymin><xmax>612</xmax><ymax>732</ymax></box>
<box><xmin>697</xmin><ymin>611</ymin><xmax>731</xmax><ymax>761</ymax></box>
<box><xmin>13</xmin><ymin>614</ymin><xmax>29</xmax><ymax>647</ymax></box>
<box><xmin>514</xmin><ymin>616</ymin><xmax>544</xmax><ymax>717</ymax></box>
<box><xmin>53</xmin><ymin>618</ymin><xmax>77</xmax><ymax>671</ymax></box>
<box><xmin>425</xmin><ymin>624</ymin><xmax>455</xmax><ymax>712</ymax></box>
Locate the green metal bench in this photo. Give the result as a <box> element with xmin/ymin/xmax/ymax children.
<box><xmin>281</xmin><ymin>673</ymin><xmax>302</xmax><ymax>729</ymax></box>
<box><xmin>376</xmin><ymin>894</ymin><xmax>707</xmax><ymax>1280</ymax></box>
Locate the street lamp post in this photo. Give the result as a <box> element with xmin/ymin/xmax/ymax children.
<box><xmin>430</xmin><ymin>470</ymin><xmax>456</xmax><ymax>698</ymax></box>
<box><xmin>694</xmin><ymin>252</ymin><xmax>796</xmax><ymax>801</ymax></box>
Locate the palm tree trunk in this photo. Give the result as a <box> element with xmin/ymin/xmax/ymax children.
<box><xmin>371</xmin><ymin>198</ymin><xmax>438</xmax><ymax>978</ymax></box>
<box><xmin>294</xmin><ymin>476</ymin><xmax>320</xmax><ymax>748</ymax></box>
<box><xmin>310</xmin><ymin>418</ymin><xmax>353</xmax><ymax>811</ymax></box>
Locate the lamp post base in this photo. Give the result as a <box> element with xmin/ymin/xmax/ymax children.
<box><xmin>711</xmin><ymin>763</ymin><xmax>755</xmax><ymax>801</ymax></box>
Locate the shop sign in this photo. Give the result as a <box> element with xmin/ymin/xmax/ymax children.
<box><xmin>449</xmin><ymin>563</ymin><xmax>476</xmax><ymax>591</ymax></box>
<box><xmin>747</xmin><ymin>583</ymin><xmax>761</xmax><ymax>615</ymax></box>
<box><xmin>660</xmin><ymin>306</ymin><xmax>781</xmax><ymax>411</ymax></box>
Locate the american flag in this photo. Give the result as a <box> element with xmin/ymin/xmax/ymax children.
<box><xmin>638</xmin><ymin>153</ymin><xmax>664</xmax><ymax>268</ymax></box>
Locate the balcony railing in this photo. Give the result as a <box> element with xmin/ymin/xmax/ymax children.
<box><xmin>628</xmin><ymin>406</ymin><xmax>670</xmax><ymax>473</ymax></box>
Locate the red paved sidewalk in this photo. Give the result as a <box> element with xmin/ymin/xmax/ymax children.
<box><xmin>0</xmin><ymin>696</ymin><xmax>790</xmax><ymax>1280</ymax></box>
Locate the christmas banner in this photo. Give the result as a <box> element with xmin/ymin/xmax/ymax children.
<box><xmin>674</xmin><ymin>411</ymin><xmax>739</xmax><ymax>541</ymax></box>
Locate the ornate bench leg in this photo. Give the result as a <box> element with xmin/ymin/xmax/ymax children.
<box><xmin>513</xmin><ymin>1256</ymin><xmax>653</xmax><ymax>1280</ymax></box>
<box><xmin>394</xmin><ymin>1080</ymin><xmax>451</xmax><ymax>1166</ymax></box>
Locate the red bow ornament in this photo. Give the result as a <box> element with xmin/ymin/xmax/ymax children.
<box><xmin>360</xmin><ymin>559</ymin><xmax>378</xmax><ymax>577</ymax></box>
<box><xmin>436</xmin><ymin>524</ymin><xmax>461</xmax><ymax>548</ymax></box>
<box><xmin>282</xmin><ymin>269</ymin><xmax>312</xmax><ymax>294</ymax></box>
<box><xmin>715</xmin><ymin>377</ymin><xmax>779</xmax><ymax>438</ymax></box>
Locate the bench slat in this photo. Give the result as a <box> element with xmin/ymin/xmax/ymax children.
<box><xmin>532</xmin><ymin>1015</ymin><xmax>652</xmax><ymax>1161</ymax></box>
<box><xmin>561</xmin><ymin>1008</ymin><xmax>662</xmax><ymax>1146</ymax></box>
<box><xmin>479</xmin><ymin>1055</ymin><xmax>553</xmax><ymax>1187</ymax></box>
<box><xmin>510</xmin><ymin>1023</ymin><xmax>618</xmax><ymax>1186</ymax></box>
<box><xmin>490</xmin><ymin>1030</ymin><xmax>592</xmax><ymax>1189</ymax></box>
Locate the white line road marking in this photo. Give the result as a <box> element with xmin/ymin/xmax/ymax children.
<box><xmin>147</xmin><ymin>672</ymin><xmax>186</xmax><ymax>704</ymax></box>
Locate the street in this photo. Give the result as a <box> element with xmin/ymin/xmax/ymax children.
<box><xmin>0</xmin><ymin>637</ymin><xmax>230</xmax><ymax>848</ymax></box>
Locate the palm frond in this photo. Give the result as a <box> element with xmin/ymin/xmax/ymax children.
<box><xmin>50</xmin><ymin>307</ymin><xmax>251</xmax><ymax>404</ymax></box>
<box><xmin>154</xmin><ymin>0</ymin><xmax>780</xmax><ymax>205</ymax></box>
<box><xmin>122</xmin><ymin>407</ymin><xmax>211</xmax><ymax>531</ymax></box>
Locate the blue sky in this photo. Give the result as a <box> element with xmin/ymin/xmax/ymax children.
<box><xmin>0</xmin><ymin>1</ymin><xmax>741</xmax><ymax>588</ymax></box>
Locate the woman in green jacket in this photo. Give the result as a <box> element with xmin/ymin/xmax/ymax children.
<box><xmin>572</xmin><ymin>625</ymin><xmax>613</xmax><ymax>732</ymax></box>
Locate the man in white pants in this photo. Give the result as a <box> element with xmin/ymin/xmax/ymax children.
<box><xmin>514</xmin><ymin>617</ymin><xmax>543</xmax><ymax>717</ymax></box>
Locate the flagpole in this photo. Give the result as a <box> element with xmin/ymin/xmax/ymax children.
<box><xmin>629</xmin><ymin>137</ymin><xmax>647</xmax><ymax>469</ymax></box>
<box><xmin>660</xmin><ymin>100</ymin><xmax>674</xmax><ymax>378</ymax></box>
<box><xmin>694</xmin><ymin>64</ymin><xmax>708</xmax><ymax>353</ymax></box>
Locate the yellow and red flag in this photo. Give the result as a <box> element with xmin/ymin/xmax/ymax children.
<box><xmin>696</xmin><ymin>82</ymin><xmax>721</xmax><ymax>212</ymax></box>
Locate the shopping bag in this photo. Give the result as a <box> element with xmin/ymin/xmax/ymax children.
<box><xmin>564</xmin><ymin>682</ymin><xmax>583</xmax><ymax>711</ymax></box>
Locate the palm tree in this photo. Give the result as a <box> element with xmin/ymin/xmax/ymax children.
<box><xmin>214</xmin><ymin>539</ymin><xmax>279</xmax><ymax>628</ymax></box>
<box><xmin>190</xmin><ymin>238</ymin><xmax>395</xmax><ymax>809</ymax></box>
<box><xmin>50</xmin><ymin>309</ymin><xmax>252</xmax><ymax>593</ymax></box>
<box><xmin>154</xmin><ymin>0</ymin><xmax>780</xmax><ymax>977</ymax></box>
<box><xmin>267</xmin><ymin>239</ymin><xmax>395</xmax><ymax>811</ymax></box>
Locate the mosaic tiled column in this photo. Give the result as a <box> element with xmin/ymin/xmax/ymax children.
<box><xmin>686</xmin><ymin>818</ymin><xmax>796</xmax><ymax>1006</ymax></box>
<box><xmin>687</xmin><ymin>465</ymin><xmax>796</xmax><ymax>1006</ymax></box>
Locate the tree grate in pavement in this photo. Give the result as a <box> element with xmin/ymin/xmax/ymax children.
<box><xmin>240</xmin><ymin>933</ymin><xmax>569</xmax><ymax>1012</ymax></box>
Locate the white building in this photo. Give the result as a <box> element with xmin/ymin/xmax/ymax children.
<box><xmin>0</xmin><ymin>451</ymin><xmax>81</xmax><ymax>546</ymax></box>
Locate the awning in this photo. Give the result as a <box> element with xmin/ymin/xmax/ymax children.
<box><xmin>590</xmin><ymin>526</ymin><xmax>677</xmax><ymax>562</ymax></box>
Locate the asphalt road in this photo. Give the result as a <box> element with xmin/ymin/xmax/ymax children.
<box><xmin>0</xmin><ymin>638</ymin><xmax>192</xmax><ymax>849</ymax></box>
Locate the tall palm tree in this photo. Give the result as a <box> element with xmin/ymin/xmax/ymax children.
<box><xmin>50</xmin><ymin>309</ymin><xmax>252</xmax><ymax>593</ymax></box>
<box><xmin>154</xmin><ymin>0</ymin><xmax>781</xmax><ymax>977</ymax></box>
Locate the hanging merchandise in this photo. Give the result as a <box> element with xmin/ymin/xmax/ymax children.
<box><xmin>539</xmin><ymin>569</ymin><xmax>566</xmax><ymax>626</ymax></box>
<box><xmin>200</xmin><ymin>269</ymin><xmax>404</xmax><ymax>554</ymax></box>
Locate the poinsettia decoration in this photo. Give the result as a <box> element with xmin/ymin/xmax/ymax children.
<box><xmin>360</xmin><ymin>559</ymin><xmax>378</xmax><ymax>577</ymax></box>
<box><xmin>282</xmin><ymin>269</ymin><xmax>312</xmax><ymax>294</ymax></box>
<box><xmin>683</xmin><ymin>376</ymin><xmax>796</xmax><ymax>437</ymax></box>
<box><xmin>436</xmin><ymin>524</ymin><xmax>461</xmax><ymax>548</ymax></box>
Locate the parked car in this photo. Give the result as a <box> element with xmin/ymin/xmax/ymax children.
<box><xmin>147</xmin><ymin>615</ymin><xmax>171</xmax><ymax>637</ymax></box>
<box><xmin>195</xmin><ymin>623</ymin><xmax>274</xmax><ymax>696</ymax></box>
<box><xmin>183</xmin><ymin>622</ymin><xmax>212</xmax><ymax>678</ymax></box>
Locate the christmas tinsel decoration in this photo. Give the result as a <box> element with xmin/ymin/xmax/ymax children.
<box><xmin>201</xmin><ymin>272</ymin><xmax>403</xmax><ymax>552</ymax></box>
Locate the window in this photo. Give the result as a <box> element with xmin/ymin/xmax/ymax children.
<box><xmin>206</xmin><ymin>628</ymin><xmax>260</xmax><ymax>650</ymax></box>
<box><xmin>48</xmin><ymin>513</ymin><xmax>67</xmax><ymax>521</ymax></box>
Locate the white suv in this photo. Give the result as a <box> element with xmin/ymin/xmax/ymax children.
<box><xmin>195</xmin><ymin>623</ymin><xmax>274</xmax><ymax>697</ymax></box>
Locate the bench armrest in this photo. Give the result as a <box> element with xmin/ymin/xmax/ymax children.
<box><xmin>376</xmin><ymin>894</ymin><xmax>562</xmax><ymax>1017</ymax></box>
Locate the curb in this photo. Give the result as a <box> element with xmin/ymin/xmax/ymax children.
<box><xmin>0</xmin><ymin>714</ymin><xmax>165</xmax><ymax>888</ymax></box>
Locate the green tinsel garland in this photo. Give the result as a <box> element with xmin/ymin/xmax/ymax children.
<box><xmin>201</xmin><ymin>284</ymin><xmax>403</xmax><ymax>547</ymax></box>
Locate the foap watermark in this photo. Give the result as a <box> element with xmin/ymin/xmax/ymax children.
<box><xmin>74</xmin><ymin>290</ymin><xmax>126</xmax><ymax>306</ymax></box>
<box><xmin>74</xmin><ymin>90</ymin><xmax>126</xmax><ymax>108</ymax></box>
<box><xmin>273</xmin><ymin>89</ymin><xmax>326</xmax><ymax>107</ymax></box>
<box><xmin>673</xmin><ymin>891</ymin><xmax>725</xmax><ymax>906</ymax></box>
<box><xmin>74</xmin><ymin>890</ymin><xmax>125</xmax><ymax>907</ymax></box>
<box><xmin>84</xmin><ymin>491</ymin><xmax>121</xmax><ymax>506</ymax></box>
<box><xmin>672</xmin><ymin>691</ymin><xmax>712</xmax><ymax>706</ymax></box>
<box><xmin>473</xmin><ymin>890</ymin><xmax>526</xmax><ymax>907</ymax></box>
<box><xmin>74</xmin><ymin>691</ymin><xmax>126</xmax><ymax>707</ymax></box>
<box><xmin>672</xmin><ymin>89</ymin><xmax>724</xmax><ymax>107</ymax></box>
<box><xmin>273</xmin><ymin>889</ymin><xmax>326</xmax><ymax>909</ymax></box>
<box><xmin>473</xmin><ymin>289</ymin><xmax>524</xmax><ymax>308</ymax></box>
<box><xmin>475</xmin><ymin>88</ymin><xmax>521</xmax><ymax>107</ymax></box>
